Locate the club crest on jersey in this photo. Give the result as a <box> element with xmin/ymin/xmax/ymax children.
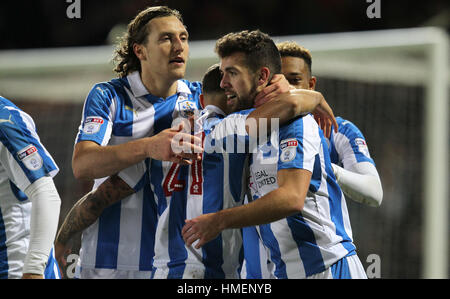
<box><xmin>17</xmin><ymin>145</ymin><xmax>43</xmax><ymax>171</ymax></box>
<box><xmin>280</xmin><ymin>138</ymin><xmax>298</xmax><ymax>163</ymax></box>
<box><xmin>83</xmin><ymin>116</ymin><xmax>104</xmax><ymax>134</ymax></box>
<box><xmin>355</xmin><ymin>138</ymin><xmax>371</xmax><ymax>158</ymax></box>
<box><xmin>177</xmin><ymin>97</ymin><xmax>197</xmax><ymax>118</ymax></box>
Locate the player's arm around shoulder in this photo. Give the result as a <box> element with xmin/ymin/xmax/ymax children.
<box><xmin>250</xmin><ymin>75</ymin><xmax>337</xmax><ymax>137</ymax></box>
<box><xmin>249</xmin><ymin>88</ymin><xmax>336</xmax><ymax>136</ymax></box>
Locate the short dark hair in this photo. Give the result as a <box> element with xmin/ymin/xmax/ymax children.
<box><xmin>277</xmin><ymin>41</ymin><xmax>312</xmax><ymax>75</ymax></box>
<box><xmin>113</xmin><ymin>6</ymin><xmax>184</xmax><ymax>77</ymax></box>
<box><xmin>215</xmin><ymin>30</ymin><xmax>281</xmax><ymax>75</ymax></box>
<box><xmin>202</xmin><ymin>64</ymin><xmax>222</xmax><ymax>94</ymax></box>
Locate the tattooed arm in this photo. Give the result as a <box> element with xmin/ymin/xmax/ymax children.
<box><xmin>54</xmin><ymin>175</ymin><xmax>134</xmax><ymax>275</ymax></box>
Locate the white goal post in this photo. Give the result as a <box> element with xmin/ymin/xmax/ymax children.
<box><xmin>0</xmin><ymin>27</ymin><xmax>447</xmax><ymax>278</ymax></box>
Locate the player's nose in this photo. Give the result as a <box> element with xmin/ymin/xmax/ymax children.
<box><xmin>172</xmin><ymin>36</ymin><xmax>186</xmax><ymax>54</ymax></box>
<box><xmin>220</xmin><ymin>73</ymin><xmax>230</xmax><ymax>89</ymax></box>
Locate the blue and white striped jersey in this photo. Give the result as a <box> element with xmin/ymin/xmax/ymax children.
<box><xmin>151</xmin><ymin>106</ymin><xmax>248</xmax><ymax>279</ymax></box>
<box><xmin>328</xmin><ymin>116</ymin><xmax>375</xmax><ymax>167</ymax></box>
<box><xmin>75</xmin><ymin>71</ymin><xmax>202</xmax><ymax>272</ymax></box>
<box><xmin>0</xmin><ymin>96</ymin><xmax>59</xmax><ymax>279</ymax></box>
<box><xmin>248</xmin><ymin>114</ymin><xmax>356</xmax><ymax>279</ymax></box>
<box><xmin>241</xmin><ymin>224</ymin><xmax>275</xmax><ymax>279</ymax></box>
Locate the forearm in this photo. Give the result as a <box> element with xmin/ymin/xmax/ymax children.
<box><xmin>288</xmin><ymin>89</ymin><xmax>323</xmax><ymax>117</ymax></box>
<box><xmin>332</xmin><ymin>162</ymin><xmax>383</xmax><ymax>207</ymax></box>
<box><xmin>247</xmin><ymin>89</ymin><xmax>322</xmax><ymax>134</ymax></box>
<box><xmin>216</xmin><ymin>187</ymin><xmax>302</xmax><ymax>230</ymax></box>
<box><xmin>23</xmin><ymin>177</ymin><xmax>61</xmax><ymax>275</ymax></box>
<box><xmin>183</xmin><ymin>169</ymin><xmax>310</xmax><ymax>249</ymax></box>
<box><xmin>56</xmin><ymin>175</ymin><xmax>134</xmax><ymax>245</ymax></box>
<box><xmin>73</xmin><ymin>126</ymin><xmax>203</xmax><ymax>180</ymax></box>
<box><xmin>55</xmin><ymin>191</ymin><xmax>99</xmax><ymax>246</ymax></box>
<box><xmin>217</xmin><ymin>169</ymin><xmax>308</xmax><ymax>229</ymax></box>
<box><xmin>247</xmin><ymin>96</ymin><xmax>296</xmax><ymax>130</ymax></box>
<box><xmin>72</xmin><ymin>138</ymin><xmax>150</xmax><ymax>180</ymax></box>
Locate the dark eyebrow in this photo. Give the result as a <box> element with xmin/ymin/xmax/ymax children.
<box><xmin>287</xmin><ymin>72</ymin><xmax>303</xmax><ymax>76</ymax></box>
<box><xmin>223</xmin><ymin>66</ymin><xmax>239</xmax><ymax>73</ymax></box>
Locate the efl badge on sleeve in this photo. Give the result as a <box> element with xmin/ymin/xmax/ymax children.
<box><xmin>83</xmin><ymin>116</ymin><xmax>104</xmax><ymax>134</ymax></box>
<box><xmin>355</xmin><ymin>138</ymin><xmax>371</xmax><ymax>158</ymax></box>
<box><xmin>17</xmin><ymin>145</ymin><xmax>43</xmax><ymax>171</ymax></box>
<box><xmin>280</xmin><ymin>138</ymin><xmax>298</xmax><ymax>163</ymax></box>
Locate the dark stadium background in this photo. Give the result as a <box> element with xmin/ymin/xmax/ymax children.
<box><xmin>0</xmin><ymin>0</ymin><xmax>448</xmax><ymax>279</ymax></box>
<box><xmin>1</xmin><ymin>0</ymin><xmax>449</xmax><ymax>49</ymax></box>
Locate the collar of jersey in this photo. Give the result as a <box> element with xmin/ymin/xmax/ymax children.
<box><xmin>125</xmin><ymin>71</ymin><xmax>192</xmax><ymax>102</ymax></box>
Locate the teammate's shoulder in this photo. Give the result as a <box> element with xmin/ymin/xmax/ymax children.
<box><xmin>0</xmin><ymin>100</ymin><xmax>14</xmax><ymax>124</ymax></box>
<box><xmin>0</xmin><ymin>96</ymin><xmax>26</xmax><ymax>120</ymax></box>
<box><xmin>180</xmin><ymin>79</ymin><xmax>202</xmax><ymax>94</ymax></box>
<box><xmin>95</xmin><ymin>78</ymin><xmax>123</xmax><ymax>92</ymax></box>
<box><xmin>0</xmin><ymin>96</ymin><xmax>18</xmax><ymax>111</ymax></box>
<box><xmin>0</xmin><ymin>99</ymin><xmax>34</xmax><ymax>137</ymax></box>
<box><xmin>279</xmin><ymin>114</ymin><xmax>318</xmax><ymax>137</ymax></box>
<box><xmin>85</xmin><ymin>80</ymin><xmax>123</xmax><ymax>103</ymax></box>
<box><xmin>336</xmin><ymin>116</ymin><xmax>352</xmax><ymax>127</ymax></box>
<box><xmin>283</xmin><ymin>113</ymin><xmax>316</xmax><ymax>127</ymax></box>
<box><xmin>336</xmin><ymin>116</ymin><xmax>363</xmax><ymax>134</ymax></box>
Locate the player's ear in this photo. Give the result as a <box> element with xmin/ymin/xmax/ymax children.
<box><xmin>258</xmin><ymin>67</ymin><xmax>270</xmax><ymax>86</ymax></box>
<box><xmin>133</xmin><ymin>43</ymin><xmax>146</xmax><ymax>61</ymax></box>
<box><xmin>309</xmin><ymin>76</ymin><xmax>317</xmax><ymax>90</ymax></box>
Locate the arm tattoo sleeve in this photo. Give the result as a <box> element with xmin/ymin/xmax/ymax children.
<box><xmin>56</xmin><ymin>175</ymin><xmax>135</xmax><ymax>245</ymax></box>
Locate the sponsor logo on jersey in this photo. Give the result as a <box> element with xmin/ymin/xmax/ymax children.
<box><xmin>83</xmin><ymin>116</ymin><xmax>104</xmax><ymax>134</ymax></box>
<box><xmin>280</xmin><ymin>138</ymin><xmax>298</xmax><ymax>162</ymax></box>
<box><xmin>17</xmin><ymin>145</ymin><xmax>43</xmax><ymax>171</ymax></box>
<box><xmin>254</xmin><ymin>169</ymin><xmax>277</xmax><ymax>188</ymax></box>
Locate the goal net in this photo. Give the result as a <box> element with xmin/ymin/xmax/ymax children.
<box><xmin>0</xmin><ymin>27</ymin><xmax>447</xmax><ymax>279</ymax></box>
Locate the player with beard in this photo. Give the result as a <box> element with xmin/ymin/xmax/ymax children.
<box><xmin>182</xmin><ymin>30</ymin><xmax>367</xmax><ymax>279</ymax></box>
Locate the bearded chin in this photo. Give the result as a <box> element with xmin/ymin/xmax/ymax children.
<box><xmin>238</xmin><ymin>86</ymin><xmax>258</xmax><ymax>111</ymax></box>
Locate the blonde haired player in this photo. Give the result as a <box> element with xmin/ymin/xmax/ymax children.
<box><xmin>182</xmin><ymin>30</ymin><xmax>366</xmax><ymax>279</ymax></box>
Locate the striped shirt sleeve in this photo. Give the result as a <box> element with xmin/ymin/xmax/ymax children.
<box><xmin>76</xmin><ymin>83</ymin><xmax>116</xmax><ymax>146</ymax></box>
<box><xmin>277</xmin><ymin>115</ymin><xmax>320</xmax><ymax>172</ymax></box>
<box><xmin>0</xmin><ymin>106</ymin><xmax>59</xmax><ymax>191</ymax></box>
<box><xmin>332</xmin><ymin>119</ymin><xmax>375</xmax><ymax>168</ymax></box>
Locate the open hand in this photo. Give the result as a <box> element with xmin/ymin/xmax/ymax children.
<box><xmin>254</xmin><ymin>74</ymin><xmax>291</xmax><ymax>108</ymax></box>
<box><xmin>182</xmin><ymin>213</ymin><xmax>221</xmax><ymax>249</ymax></box>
